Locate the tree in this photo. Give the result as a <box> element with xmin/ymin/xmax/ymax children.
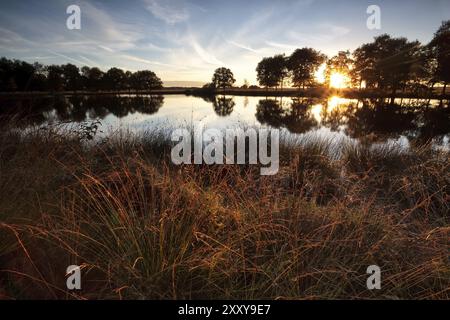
<box><xmin>80</xmin><ymin>66</ymin><xmax>90</xmax><ymax>89</ymax></box>
<box><xmin>288</xmin><ymin>48</ymin><xmax>325</xmax><ymax>89</ymax></box>
<box><xmin>0</xmin><ymin>57</ymin><xmax>165</xmax><ymax>93</ymax></box>
<box><xmin>46</xmin><ymin>65</ymin><xmax>65</xmax><ymax>91</ymax></box>
<box><xmin>29</xmin><ymin>62</ymin><xmax>48</xmax><ymax>91</ymax></box>
<box><xmin>81</xmin><ymin>66</ymin><xmax>104</xmax><ymax>91</ymax></box>
<box><xmin>3</xmin><ymin>59</ymin><xmax>37</xmax><ymax>91</ymax></box>
<box><xmin>271</xmin><ymin>55</ymin><xmax>289</xmax><ymax>89</ymax></box>
<box><xmin>0</xmin><ymin>59</ymin><xmax>47</xmax><ymax>91</ymax></box>
<box><xmin>124</xmin><ymin>70</ymin><xmax>133</xmax><ymax>91</ymax></box>
<box><xmin>0</xmin><ymin>58</ymin><xmax>13</xmax><ymax>91</ymax></box>
<box><xmin>62</xmin><ymin>63</ymin><xmax>81</xmax><ymax>91</ymax></box>
<box><xmin>376</xmin><ymin>36</ymin><xmax>422</xmax><ymax>95</ymax></box>
<box><xmin>131</xmin><ymin>70</ymin><xmax>163</xmax><ymax>90</ymax></box>
<box><xmin>256</xmin><ymin>55</ymin><xmax>288</xmax><ymax>89</ymax></box>
<box><xmin>256</xmin><ymin>57</ymin><xmax>277</xmax><ymax>88</ymax></box>
<box><xmin>17</xmin><ymin>61</ymin><xmax>37</xmax><ymax>90</ymax></box>
<box><xmin>428</xmin><ymin>20</ymin><xmax>450</xmax><ymax>94</ymax></box>
<box><xmin>212</xmin><ymin>67</ymin><xmax>236</xmax><ymax>89</ymax></box>
<box><xmin>104</xmin><ymin>67</ymin><xmax>126</xmax><ymax>91</ymax></box>
<box><xmin>352</xmin><ymin>43</ymin><xmax>377</xmax><ymax>89</ymax></box>
<box><xmin>352</xmin><ymin>34</ymin><xmax>422</xmax><ymax>94</ymax></box>
<box><xmin>407</xmin><ymin>46</ymin><xmax>434</xmax><ymax>93</ymax></box>
<box><xmin>325</xmin><ymin>51</ymin><xmax>353</xmax><ymax>87</ymax></box>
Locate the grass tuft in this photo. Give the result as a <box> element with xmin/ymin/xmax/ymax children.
<box><xmin>0</xmin><ymin>123</ymin><xmax>449</xmax><ymax>299</ymax></box>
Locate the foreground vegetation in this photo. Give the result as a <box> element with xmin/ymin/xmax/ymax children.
<box><xmin>0</xmin><ymin>124</ymin><xmax>449</xmax><ymax>299</ymax></box>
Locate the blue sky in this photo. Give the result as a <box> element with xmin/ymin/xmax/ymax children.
<box><xmin>0</xmin><ymin>0</ymin><xmax>449</xmax><ymax>85</ymax></box>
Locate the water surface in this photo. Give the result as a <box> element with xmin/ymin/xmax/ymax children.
<box><xmin>1</xmin><ymin>94</ymin><xmax>449</xmax><ymax>150</ymax></box>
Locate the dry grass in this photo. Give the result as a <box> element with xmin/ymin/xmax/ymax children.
<box><xmin>0</xmin><ymin>124</ymin><xmax>449</xmax><ymax>300</ymax></box>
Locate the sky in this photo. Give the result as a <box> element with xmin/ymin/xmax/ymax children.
<box><xmin>0</xmin><ymin>0</ymin><xmax>449</xmax><ymax>86</ymax></box>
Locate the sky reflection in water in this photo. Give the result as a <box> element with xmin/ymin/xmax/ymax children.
<box><xmin>4</xmin><ymin>94</ymin><xmax>449</xmax><ymax>150</ymax></box>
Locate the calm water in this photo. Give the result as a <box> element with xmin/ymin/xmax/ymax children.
<box><xmin>1</xmin><ymin>94</ymin><xmax>449</xmax><ymax>149</ymax></box>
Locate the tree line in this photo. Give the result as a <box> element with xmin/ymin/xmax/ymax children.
<box><xmin>207</xmin><ymin>20</ymin><xmax>450</xmax><ymax>95</ymax></box>
<box><xmin>0</xmin><ymin>60</ymin><xmax>163</xmax><ymax>92</ymax></box>
<box><xmin>1</xmin><ymin>20</ymin><xmax>449</xmax><ymax>95</ymax></box>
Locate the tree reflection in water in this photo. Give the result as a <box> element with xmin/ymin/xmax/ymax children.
<box><xmin>0</xmin><ymin>95</ymin><xmax>448</xmax><ymax>145</ymax></box>
<box><xmin>212</xmin><ymin>95</ymin><xmax>235</xmax><ymax>116</ymax></box>
<box><xmin>343</xmin><ymin>99</ymin><xmax>450</xmax><ymax>143</ymax></box>
<box><xmin>284</xmin><ymin>98</ymin><xmax>319</xmax><ymax>133</ymax></box>
<box><xmin>0</xmin><ymin>95</ymin><xmax>164</xmax><ymax>126</ymax></box>
<box><xmin>254</xmin><ymin>96</ymin><xmax>449</xmax><ymax>143</ymax></box>
<box><xmin>256</xmin><ymin>97</ymin><xmax>319</xmax><ymax>133</ymax></box>
<box><xmin>255</xmin><ymin>98</ymin><xmax>285</xmax><ymax>128</ymax></box>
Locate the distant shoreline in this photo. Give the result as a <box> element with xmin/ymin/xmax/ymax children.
<box><xmin>0</xmin><ymin>87</ymin><xmax>449</xmax><ymax>100</ymax></box>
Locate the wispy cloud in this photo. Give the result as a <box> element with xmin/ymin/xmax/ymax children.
<box><xmin>48</xmin><ymin>50</ymin><xmax>91</xmax><ymax>66</ymax></box>
<box><xmin>121</xmin><ymin>54</ymin><xmax>183</xmax><ymax>69</ymax></box>
<box><xmin>227</xmin><ymin>40</ymin><xmax>262</xmax><ymax>54</ymax></box>
<box><xmin>189</xmin><ymin>36</ymin><xmax>224</xmax><ymax>66</ymax></box>
<box><xmin>144</xmin><ymin>0</ymin><xmax>189</xmax><ymax>24</ymax></box>
<box><xmin>320</xmin><ymin>24</ymin><xmax>351</xmax><ymax>37</ymax></box>
<box><xmin>0</xmin><ymin>27</ymin><xmax>37</xmax><ymax>51</ymax></box>
<box><xmin>265</xmin><ymin>41</ymin><xmax>298</xmax><ymax>52</ymax></box>
<box><xmin>287</xmin><ymin>24</ymin><xmax>351</xmax><ymax>44</ymax></box>
<box><xmin>78</xmin><ymin>54</ymin><xmax>97</xmax><ymax>67</ymax></box>
<box><xmin>80</xmin><ymin>1</ymin><xmax>143</xmax><ymax>51</ymax></box>
<box><xmin>97</xmin><ymin>45</ymin><xmax>115</xmax><ymax>53</ymax></box>
<box><xmin>140</xmin><ymin>42</ymin><xmax>173</xmax><ymax>53</ymax></box>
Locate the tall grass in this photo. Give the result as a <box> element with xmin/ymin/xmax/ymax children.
<box><xmin>0</xmin><ymin>123</ymin><xmax>448</xmax><ymax>299</ymax></box>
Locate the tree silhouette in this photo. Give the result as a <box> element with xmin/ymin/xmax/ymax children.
<box><xmin>288</xmin><ymin>48</ymin><xmax>325</xmax><ymax>89</ymax></box>
<box><xmin>352</xmin><ymin>43</ymin><xmax>377</xmax><ymax>89</ymax></box>
<box><xmin>103</xmin><ymin>68</ymin><xmax>126</xmax><ymax>90</ymax></box>
<box><xmin>0</xmin><ymin>58</ymin><xmax>45</xmax><ymax>91</ymax></box>
<box><xmin>62</xmin><ymin>64</ymin><xmax>82</xmax><ymax>91</ymax></box>
<box><xmin>212</xmin><ymin>67</ymin><xmax>236</xmax><ymax>89</ymax></box>
<box><xmin>130</xmin><ymin>70</ymin><xmax>163</xmax><ymax>90</ymax></box>
<box><xmin>0</xmin><ymin>58</ymin><xmax>14</xmax><ymax>91</ymax></box>
<box><xmin>46</xmin><ymin>65</ymin><xmax>65</xmax><ymax>91</ymax></box>
<box><xmin>325</xmin><ymin>51</ymin><xmax>353</xmax><ymax>86</ymax></box>
<box><xmin>81</xmin><ymin>66</ymin><xmax>104</xmax><ymax>91</ymax></box>
<box><xmin>352</xmin><ymin>35</ymin><xmax>422</xmax><ymax>94</ymax></box>
<box><xmin>0</xmin><ymin>57</ymin><xmax>164</xmax><ymax>93</ymax></box>
<box><xmin>104</xmin><ymin>67</ymin><xmax>126</xmax><ymax>91</ymax></box>
<box><xmin>29</xmin><ymin>62</ymin><xmax>48</xmax><ymax>91</ymax></box>
<box><xmin>124</xmin><ymin>70</ymin><xmax>133</xmax><ymax>92</ymax></box>
<box><xmin>256</xmin><ymin>55</ymin><xmax>288</xmax><ymax>89</ymax></box>
<box><xmin>428</xmin><ymin>20</ymin><xmax>450</xmax><ymax>94</ymax></box>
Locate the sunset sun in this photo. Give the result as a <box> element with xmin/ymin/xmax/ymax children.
<box><xmin>329</xmin><ymin>72</ymin><xmax>350</xmax><ymax>89</ymax></box>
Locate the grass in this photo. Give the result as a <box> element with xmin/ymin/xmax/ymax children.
<box><xmin>0</xmin><ymin>122</ymin><xmax>449</xmax><ymax>300</ymax></box>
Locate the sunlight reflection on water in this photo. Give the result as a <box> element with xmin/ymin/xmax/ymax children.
<box><xmin>7</xmin><ymin>94</ymin><xmax>450</xmax><ymax>151</ymax></box>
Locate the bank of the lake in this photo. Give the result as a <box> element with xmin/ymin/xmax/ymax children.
<box><xmin>1</xmin><ymin>87</ymin><xmax>449</xmax><ymax>100</ymax></box>
<box><xmin>0</xmin><ymin>123</ymin><xmax>448</xmax><ymax>299</ymax></box>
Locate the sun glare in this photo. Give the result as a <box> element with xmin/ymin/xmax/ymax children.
<box><xmin>328</xmin><ymin>96</ymin><xmax>347</xmax><ymax>110</ymax></box>
<box><xmin>329</xmin><ymin>72</ymin><xmax>349</xmax><ymax>89</ymax></box>
<box><xmin>311</xmin><ymin>103</ymin><xmax>324</xmax><ymax>123</ymax></box>
<box><xmin>315</xmin><ymin>67</ymin><xmax>350</xmax><ymax>88</ymax></box>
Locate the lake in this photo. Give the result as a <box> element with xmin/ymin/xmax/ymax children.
<box><xmin>1</xmin><ymin>94</ymin><xmax>449</xmax><ymax>150</ymax></box>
